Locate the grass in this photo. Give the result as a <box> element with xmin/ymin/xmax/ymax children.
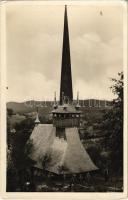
<box><xmin>32</xmin><ymin>174</ymin><xmax>123</xmax><ymax>192</ymax></box>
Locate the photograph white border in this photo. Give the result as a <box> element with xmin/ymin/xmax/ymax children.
<box><xmin>0</xmin><ymin>1</ymin><xmax>127</xmax><ymax>199</ymax></box>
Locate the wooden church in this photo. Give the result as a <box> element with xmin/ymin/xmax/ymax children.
<box><xmin>29</xmin><ymin>6</ymin><xmax>98</xmax><ymax>175</ymax></box>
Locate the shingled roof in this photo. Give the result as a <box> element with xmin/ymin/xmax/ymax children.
<box><xmin>29</xmin><ymin>124</ymin><xmax>98</xmax><ymax>174</ymax></box>
<box><xmin>52</xmin><ymin>104</ymin><xmax>81</xmax><ymax>114</ymax></box>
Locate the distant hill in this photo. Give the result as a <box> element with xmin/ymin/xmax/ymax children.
<box><xmin>7</xmin><ymin>101</ymin><xmax>53</xmax><ymax>118</ymax></box>
<box><xmin>7</xmin><ymin>99</ymin><xmax>112</xmax><ymax>114</ymax></box>
<box><xmin>7</xmin><ymin>101</ymin><xmax>35</xmax><ymax>114</ymax></box>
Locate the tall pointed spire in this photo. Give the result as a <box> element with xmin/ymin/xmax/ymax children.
<box><xmin>53</xmin><ymin>91</ymin><xmax>58</xmax><ymax>109</ymax></box>
<box><xmin>76</xmin><ymin>91</ymin><xmax>81</xmax><ymax>110</ymax></box>
<box><xmin>60</xmin><ymin>5</ymin><xmax>73</xmax><ymax>105</ymax></box>
<box><xmin>35</xmin><ymin>107</ymin><xmax>40</xmax><ymax>124</ymax></box>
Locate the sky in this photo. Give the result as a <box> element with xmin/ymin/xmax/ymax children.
<box><xmin>6</xmin><ymin>3</ymin><xmax>124</xmax><ymax>102</ymax></box>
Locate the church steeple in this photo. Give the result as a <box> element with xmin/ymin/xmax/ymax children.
<box><xmin>60</xmin><ymin>5</ymin><xmax>73</xmax><ymax>105</ymax></box>
<box><xmin>52</xmin><ymin>6</ymin><xmax>81</xmax><ymax>129</ymax></box>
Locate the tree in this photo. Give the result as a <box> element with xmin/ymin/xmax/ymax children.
<box><xmin>7</xmin><ymin>108</ymin><xmax>14</xmax><ymax>116</ymax></box>
<box><xmin>102</xmin><ymin>72</ymin><xmax>123</xmax><ymax>175</ymax></box>
<box><xmin>12</xmin><ymin>118</ymin><xmax>35</xmax><ymax>169</ymax></box>
<box><xmin>7</xmin><ymin>117</ymin><xmax>35</xmax><ymax>191</ymax></box>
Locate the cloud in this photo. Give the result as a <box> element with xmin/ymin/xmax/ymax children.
<box><xmin>74</xmin><ymin>78</ymin><xmax>113</xmax><ymax>100</ymax></box>
<box><xmin>71</xmin><ymin>34</ymin><xmax>122</xmax><ymax>84</ymax></box>
<box><xmin>6</xmin><ymin>4</ymin><xmax>123</xmax><ymax>102</ymax></box>
<box><xmin>8</xmin><ymin>70</ymin><xmax>59</xmax><ymax>102</ymax></box>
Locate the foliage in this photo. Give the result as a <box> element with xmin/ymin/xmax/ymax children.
<box><xmin>86</xmin><ymin>144</ymin><xmax>103</xmax><ymax>168</ymax></box>
<box><xmin>14</xmin><ymin>117</ymin><xmax>35</xmax><ymax>131</ymax></box>
<box><xmin>102</xmin><ymin>72</ymin><xmax>123</xmax><ymax>175</ymax></box>
<box><xmin>11</xmin><ymin>118</ymin><xmax>35</xmax><ymax>169</ymax></box>
<box><xmin>7</xmin><ymin>108</ymin><xmax>14</xmax><ymax>116</ymax></box>
<box><xmin>7</xmin><ymin>115</ymin><xmax>36</xmax><ymax>191</ymax></box>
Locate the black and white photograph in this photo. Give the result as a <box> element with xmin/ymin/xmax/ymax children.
<box><xmin>0</xmin><ymin>0</ymin><xmax>127</xmax><ymax>197</ymax></box>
